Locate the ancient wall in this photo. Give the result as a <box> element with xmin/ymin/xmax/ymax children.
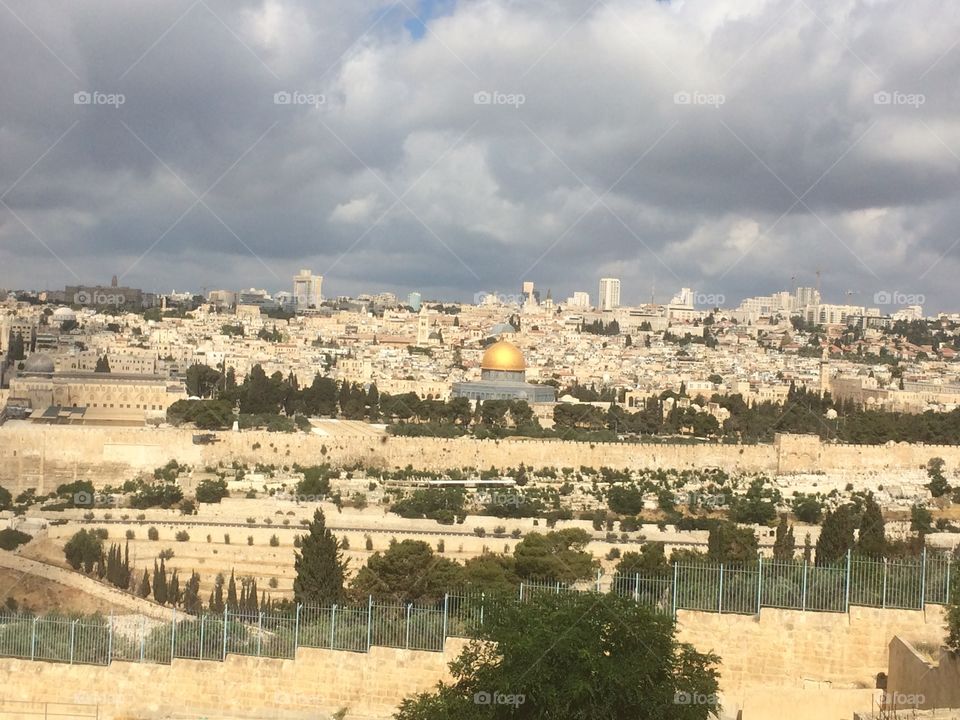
<box><xmin>2</xmin><ymin>424</ymin><xmax>960</xmax><ymax>495</ymax></box>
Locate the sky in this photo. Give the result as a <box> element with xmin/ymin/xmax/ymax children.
<box><xmin>2</xmin><ymin>0</ymin><xmax>960</xmax><ymax>311</ymax></box>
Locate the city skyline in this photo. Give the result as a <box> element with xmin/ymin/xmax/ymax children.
<box><xmin>3</xmin><ymin>2</ymin><xmax>960</xmax><ymax>311</ymax></box>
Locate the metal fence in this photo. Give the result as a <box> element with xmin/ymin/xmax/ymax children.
<box><xmin>0</xmin><ymin>552</ymin><xmax>953</xmax><ymax>667</ymax></box>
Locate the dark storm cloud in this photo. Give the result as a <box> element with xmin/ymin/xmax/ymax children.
<box><xmin>2</xmin><ymin>0</ymin><xmax>960</xmax><ymax>309</ymax></box>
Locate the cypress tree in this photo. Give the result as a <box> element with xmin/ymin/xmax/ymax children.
<box><xmin>154</xmin><ymin>559</ymin><xmax>168</xmax><ymax>605</ymax></box>
<box><xmin>772</xmin><ymin>515</ymin><xmax>795</xmax><ymax>561</ymax></box>
<box><xmin>227</xmin><ymin>570</ymin><xmax>238</xmax><ymax>612</ymax></box>
<box><xmin>138</xmin><ymin>569</ymin><xmax>151</xmax><ymax>599</ymax></box>
<box><xmin>210</xmin><ymin>573</ymin><xmax>225</xmax><ymax>613</ymax></box>
<box><xmin>250</xmin><ymin>579</ymin><xmax>259</xmax><ymax>615</ymax></box>
<box><xmin>815</xmin><ymin>505</ymin><xmax>857</xmax><ymax>566</ymax></box>
<box><xmin>803</xmin><ymin>533</ymin><xmax>812</xmax><ymax>563</ymax></box>
<box><xmin>183</xmin><ymin>572</ymin><xmax>201</xmax><ymax>614</ymax></box>
<box><xmin>168</xmin><ymin>569</ymin><xmax>180</xmax><ymax>607</ymax></box>
<box><xmin>293</xmin><ymin>508</ymin><xmax>347</xmax><ymax>605</ymax></box>
<box><xmin>856</xmin><ymin>494</ymin><xmax>886</xmax><ymax>559</ymax></box>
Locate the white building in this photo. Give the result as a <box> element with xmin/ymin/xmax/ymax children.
<box><xmin>598</xmin><ymin>278</ymin><xmax>621</xmax><ymax>311</ymax></box>
<box><xmin>292</xmin><ymin>269</ymin><xmax>323</xmax><ymax>309</ymax></box>
<box><xmin>566</xmin><ymin>291</ymin><xmax>590</xmax><ymax>309</ymax></box>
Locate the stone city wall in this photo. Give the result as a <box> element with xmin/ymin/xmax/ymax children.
<box><xmin>2</xmin><ymin>425</ymin><xmax>960</xmax><ymax>495</ymax></box>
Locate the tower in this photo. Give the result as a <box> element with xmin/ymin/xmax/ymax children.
<box><xmin>416</xmin><ymin>306</ymin><xmax>430</xmax><ymax>346</ymax></box>
<box><xmin>598</xmin><ymin>278</ymin><xmax>621</xmax><ymax>311</ymax></box>
<box><xmin>819</xmin><ymin>346</ymin><xmax>831</xmax><ymax>397</ymax></box>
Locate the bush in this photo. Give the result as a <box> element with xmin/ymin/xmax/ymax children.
<box><xmin>247</xmin><ymin>536</ymin><xmax>254</xmax><ymax>546</ymax></box>
<box><xmin>93</xmin><ymin>528</ymin><xmax>108</xmax><ymax>540</ymax></box>
<box><xmin>0</xmin><ymin>528</ymin><xmax>32</xmax><ymax>551</ymax></box>
<box><xmin>175</xmin><ymin>530</ymin><xmax>190</xmax><ymax>542</ymax></box>
<box><xmin>196</xmin><ymin>478</ymin><xmax>229</xmax><ymax>503</ymax></box>
<box><xmin>268</xmin><ymin>577</ymin><xmax>278</xmax><ymax>589</ymax></box>
<box><xmin>340</xmin><ymin>537</ymin><xmax>350</xmax><ymax>550</ymax></box>
<box><xmin>125</xmin><ymin>529</ymin><xmax>135</xmax><ymax>540</ymax></box>
<box><xmin>246</xmin><ymin>517</ymin><xmax>256</xmax><ymax>524</ymax></box>
<box><xmin>365</xmin><ymin>535</ymin><xmax>373</xmax><ymax>551</ymax></box>
<box><xmin>270</xmin><ymin>534</ymin><xmax>280</xmax><ymax>547</ymax></box>
<box><xmin>64</xmin><ymin>529</ymin><xmax>102</xmax><ymax>572</ymax></box>
<box><xmin>436</xmin><ymin>539</ymin><xmax>445</xmax><ymax>553</ymax></box>
<box><xmin>159</xmin><ymin>548</ymin><xmax>175</xmax><ymax>560</ymax></box>
<box><xmin>147</xmin><ymin>527</ymin><xmax>159</xmax><ymax>541</ymax></box>
<box><xmin>474</xmin><ymin>527</ymin><xmax>486</xmax><ymax>537</ymax></box>
<box><xmin>224</xmin><ymin>534</ymin><xmax>231</xmax><ymax>544</ymax></box>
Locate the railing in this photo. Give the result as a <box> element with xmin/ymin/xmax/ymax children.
<box><xmin>0</xmin><ymin>552</ymin><xmax>953</xmax><ymax>667</ymax></box>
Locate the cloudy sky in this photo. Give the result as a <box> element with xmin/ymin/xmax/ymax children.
<box><xmin>2</xmin><ymin>0</ymin><xmax>960</xmax><ymax>310</ymax></box>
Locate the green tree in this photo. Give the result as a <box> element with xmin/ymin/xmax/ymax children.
<box><xmin>209</xmin><ymin>573</ymin><xmax>225</xmax><ymax>613</ymax></box>
<box><xmin>94</xmin><ymin>355</ymin><xmax>111</xmax><ymax>373</ymax></box>
<box><xmin>137</xmin><ymin>569</ymin><xmax>151</xmax><ymax>599</ymax></box>
<box><xmin>926</xmin><ymin>457</ymin><xmax>951</xmax><ymax>498</ymax></box>
<box><xmin>64</xmin><ymin>529</ymin><xmax>103</xmax><ymax>573</ymax></box>
<box><xmin>910</xmin><ymin>505</ymin><xmax>934</xmax><ymax>537</ymax></box>
<box><xmin>395</xmin><ymin>592</ymin><xmax>720</xmax><ymax>720</ymax></box>
<box><xmin>512</xmin><ymin>529</ymin><xmax>596</xmax><ymax>583</ymax></box>
<box><xmin>816</xmin><ymin>505</ymin><xmax>857</xmax><ymax>565</ymax></box>
<box><xmin>196</xmin><ymin>478</ymin><xmax>229</xmax><ymax>503</ymax></box>
<box><xmin>0</xmin><ymin>485</ymin><xmax>11</xmax><ymax>511</ymax></box>
<box><xmin>183</xmin><ymin>572</ymin><xmax>202</xmax><ymax>613</ymax></box>
<box><xmin>772</xmin><ymin>516</ymin><xmax>795</xmax><ymax>561</ymax></box>
<box><xmin>293</xmin><ymin>508</ymin><xmax>347</xmax><ymax>605</ymax></box>
<box><xmin>153</xmin><ymin>559</ymin><xmax>168</xmax><ymax>605</ymax></box>
<box><xmin>856</xmin><ymin>494</ymin><xmax>886</xmax><ymax>558</ymax></box>
<box><xmin>352</xmin><ymin>540</ymin><xmax>462</xmax><ymax>603</ymax></box>
<box><xmin>226</xmin><ymin>570</ymin><xmax>239</xmax><ymax>612</ymax></box>
<box><xmin>707</xmin><ymin>522</ymin><xmax>758</xmax><ymax>565</ymax></box>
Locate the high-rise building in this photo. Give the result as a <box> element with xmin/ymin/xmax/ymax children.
<box><xmin>408</xmin><ymin>292</ymin><xmax>422</xmax><ymax>312</ymax></box>
<box><xmin>292</xmin><ymin>269</ymin><xmax>323</xmax><ymax>309</ymax></box>
<box><xmin>598</xmin><ymin>278</ymin><xmax>621</xmax><ymax>311</ymax></box>
<box><xmin>566</xmin><ymin>291</ymin><xmax>590</xmax><ymax>308</ymax></box>
<box><xmin>795</xmin><ymin>286</ymin><xmax>821</xmax><ymax>309</ymax></box>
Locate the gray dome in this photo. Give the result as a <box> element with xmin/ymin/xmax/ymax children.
<box><xmin>23</xmin><ymin>354</ymin><xmax>55</xmax><ymax>373</ymax></box>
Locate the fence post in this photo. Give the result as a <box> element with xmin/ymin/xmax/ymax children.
<box><xmin>294</xmin><ymin>604</ymin><xmax>301</xmax><ymax>655</ymax></box>
<box><xmin>519</xmin><ymin>583</ymin><xmax>524</xmax><ymax>602</ymax></box>
<box><xmin>69</xmin><ymin>620</ymin><xmax>76</xmax><ymax>665</ymax></box>
<box><xmin>756</xmin><ymin>555</ymin><xmax>763</xmax><ymax>616</ymax></box>
<box><xmin>30</xmin><ymin>616</ymin><xmax>37</xmax><ymax>661</ymax></box>
<box><xmin>257</xmin><ymin>612</ymin><xmax>263</xmax><ymax>657</ymax></box>
<box><xmin>595</xmin><ymin>569</ymin><xmax>602</xmax><ymax>593</ymax></box>
<box><xmin>633</xmin><ymin>573</ymin><xmax>640</xmax><ymax>603</ymax></box>
<box><xmin>107</xmin><ymin>612</ymin><xmax>114</xmax><ymax>665</ymax></box>
<box><xmin>920</xmin><ymin>548</ymin><xmax>927</xmax><ymax>610</ymax></box>
<box><xmin>170</xmin><ymin>607</ymin><xmax>176</xmax><ymax>662</ymax></box>
<box><xmin>140</xmin><ymin>615</ymin><xmax>146</xmax><ymax>662</ymax></box>
<box><xmin>199</xmin><ymin>615</ymin><xmax>204</xmax><ymax>660</ymax></box>
<box><xmin>882</xmin><ymin>558</ymin><xmax>888</xmax><ymax>609</ymax></box>
<box><xmin>366</xmin><ymin>596</ymin><xmax>373</xmax><ymax>652</ymax></box>
<box><xmin>844</xmin><ymin>550</ymin><xmax>852</xmax><ymax>614</ymax></box>
<box><xmin>671</xmin><ymin>563</ymin><xmax>678</xmax><ymax>618</ymax></box>
<box><xmin>947</xmin><ymin>557</ymin><xmax>953</xmax><ymax>605</ymax></box>
<box><xmin>802</xmin><ymin>560</ymin><xmax>808</xmax><ymax>612</ymax></box>
<box><xmin>405</xmin><ymin>604</ymin><xmax>412</xmax><ymax>649</ymax></box>
<box><xmin>479</xmin><ymin>592</ymin><xmax>485</xmax><ymax>626</ymax></box>
<box><xmin>329</xmin><ymin>605</ymin><xmax>337</xmax><ymax>650</ymax></box>
<box><xmin>442</xmin><ymin>594</ymin><xmax>449</xmax><ymax>646</ymax></box>
<box><xmin>222</xmin><ymin>607</ymin><xmax>228</xmax><ymax>661</ymax></box>
<box><xmin>718</xmin><ymin>564</ymin><xmax>724</xmax><ymax>615</ymax></box>
<box><xmin>555</xmin><ymin>581</ymin><xmax>560</xmax><ymax>595</ymax></box>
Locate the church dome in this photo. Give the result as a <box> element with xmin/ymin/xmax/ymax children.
<box><xmin>481</xmin><ymin>341</ymin><xmax>525</xmax><ymax>372</ymax></box>
<box><xmin>23</xmin><ymin>353</ymin><xmax>55</xmax><ymax>373</ymax></box>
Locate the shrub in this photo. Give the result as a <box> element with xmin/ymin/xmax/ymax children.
<box><xmin>82</xmin><ymin>512</ymin><xmax>95</xmax><ymax>521</ymax></box>
<box><xmin>365</xmin><ymin>535</ymin><xmax>373</xmax><ymax>551</ymax></box>
<box><xmin>246</xmin><ymin>517</ymin><xmax>256</xmax><ymax>524</ymax></box>
<box><xmin>93</xmin><ymin>528</ymin><xmax>109</xmax><ymax>540</ymax></box>
<box><xmin>0</xmin><ymin>528</ymin><xmax>32</xmax><ymax>551</ymax></box>
<box><xmin>340</xmin><ymin>537</ymin><xmax>350</xmax><ymax>550</ymax></box>
<box><xmin>125</xmin><ymin>529</ymin><xmax>135</xmax><ymax>540</ymax></box>
<box><xmin>175</xmin><ymin>530</ymin><xmax>190</xmax><ymax>542</ymax></box>
<box><xmin>474</xmin><ymin>527</ymin><xmax>486</xmax><ymax>537</ymax></box>
<box><xmin>247</xmin><ymin>536</ymin><xmax>254</xmax><ymax>546</ymax></box>
<box><xmin>224</xmin><ymin>534</ymin><xmax>231</xmax><ymax>544</ymax></box>
<box><xmin>511</xmin><ymin>529</ymin><xmax>522</xmax><ymax>539</ymax></box>
<box><xmin>270</xmin><ymin>534</ymin><xmax>280</xmax><ymax>547</ymax></box>
<box><xmin>268</xmin><ymin>577</ymin><xmax>278</xmax><ymax>589</ymax></box>
<box><xmin>147</xmin><ymin>527</ymin><xmax>159</xmax><ymax>541</ymax></box>
<box><xmin>159</xmin><ymin>548</ymin><xmax>175</xmax><ymax>560</ymax></box>
<box><xmin>436</xmin><ymin>539</ymin><xmax>445</xmax><ymax>553</ymax></box>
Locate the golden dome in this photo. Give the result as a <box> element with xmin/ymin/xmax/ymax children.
<box><xmin>481</xmin><ymin>340</ymin><xmax>526</xmax><ymax>372</ymax></box>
